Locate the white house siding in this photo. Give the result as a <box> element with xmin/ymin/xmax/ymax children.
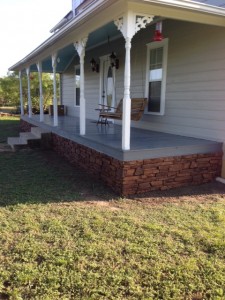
<box><xmin>132</xmin><ymin>20</ymin><xmax>225</xmax><ymax>142</ymax></box>
<box><xmin>61</xmin><ymin>20</ymin><xmax>225</xmax><ymax>142</ymax></box>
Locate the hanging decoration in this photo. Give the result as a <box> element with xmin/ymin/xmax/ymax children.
<box><xmin>90</xmin><ymin>58</ymin><xmax>99</xmax><ymax>72</ymax></box>
<box><xmin>109</xmin><ymin>52</ymin><xmax>119</xmax><ymax>69</ymax></box>
<box><xmin>153</xmin><ymin>21</ymin><xmax>164</xmax><ymax>42</ymax></box>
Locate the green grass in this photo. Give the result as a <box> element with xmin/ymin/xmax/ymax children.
<box><xmin>0</xmin><ymin>115</ymin><xmax>20</xmax><ymax>143</ymax></box>
<box><xmin>0</xmin><ymin>117</ymin><xmax>225</xmax><ymax>299</ymax></box>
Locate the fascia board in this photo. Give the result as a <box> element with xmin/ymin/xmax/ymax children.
<box><xmin>142</xmin><ymin>0</ymin><xmax>225</xmax><ymax>16</ymax></box>
<box><xmin>129</xmin><ymin>1</ymin><xmax>225</xmax><ymax>26</ymax></box>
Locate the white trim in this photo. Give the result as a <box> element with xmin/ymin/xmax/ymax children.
<box><xmin>37</xmin><ymin>62</ymin><xmax>44</xmax><ymax>122</ymax></box>
<box><xmin>26</xmin><ymin>67</ymin><xmax>32</xmax><ymax>118</ymax></box>
<box><xmin>143</xmin><ymin>0</ymin><xmax>225</xmax><ymax>15</ymax></box>
<box><xmin>19</xmin><ymin>71</ymin><xmax>24</xmax><ymax>116</ymax></box>
<box><xmin>145</xmin><ymin>38</ymin><xmax>168</xmax><ymax>116</ymax></box>
<box><xmin>52</xmin><ymin>53</ymin><xmax>58</xmax><ymax>127</ymax></box>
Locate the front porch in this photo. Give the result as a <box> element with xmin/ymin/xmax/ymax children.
<box><xmin>20</xmin><ymin>115</ymin><xmax>223</xmax><ymax>195</ymax></box>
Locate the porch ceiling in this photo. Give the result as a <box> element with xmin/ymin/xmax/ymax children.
<box><xmin>10</xmin><ymin>0</ymin><xmax>225</xmax><ymax>73</ymax></box>
<box><xmin>27</xmin><ymin>21</ymin><xmax>121</xmax><ymax>74</ymax></box>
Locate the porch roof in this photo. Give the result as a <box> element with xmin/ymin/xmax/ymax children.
<box><xmin>194</xmin><ymin>0</ymin><xmax>225</xmax><ymax>7</ymax></box>
<box><xmin>22</xmin><ymin>115</ymin><xmax>222</xmax><ymax>161</ymax></box>
<box><xmin>9</xmin><ymin>0</ymin><xmax>225</xmax><ymax>74</ymax></box>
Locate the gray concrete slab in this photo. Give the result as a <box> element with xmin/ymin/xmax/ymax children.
<box><xmin>21</xmin><ymin>115</ymin><xmax>223</xmax><ymax>161</ymax></box>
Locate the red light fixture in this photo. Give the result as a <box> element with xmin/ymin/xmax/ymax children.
<box><xmin>153</xmin><ymin>21</ymin><xmax>164</xmax><ymax>42</ymax></box>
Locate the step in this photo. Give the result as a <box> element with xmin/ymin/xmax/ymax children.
<box><xmin>31</xmin><ymin>126</ymin><xmax>51</xmax><ymax>138</ymax></box>
<box><xmin>7</xmin><ymin>137</ymin><xmax>28</xmax><ymax>151</ymax></box>
<box><xmin>7</xmin><ymin>126</ymin><xmax>51</xmax><ymax>151</ymax></box>
<box><xmin>19</xmin><ymin>132</ymin><xmax>40</xmax><ymax>142</ymax></box>
<box><xmin>8</xmin><ymin>132</ymin><xmax>41</xmax><ymax>151</ymax></box>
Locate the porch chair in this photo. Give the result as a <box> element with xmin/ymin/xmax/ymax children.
<box><xmin>97</xmin><ymin>98</ymin><xmax>147</xmax><ymax>125</ymax></box>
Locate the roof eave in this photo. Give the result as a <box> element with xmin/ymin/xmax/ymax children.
<box><xmin>143</xmin><ymin>0</ymin><xmax>225</xmax><ymax>16</ymax></box>
<box><xmin>9</xmin><ymin>0</ymin><xmax>225</xmax><ymax>72</ymax></box>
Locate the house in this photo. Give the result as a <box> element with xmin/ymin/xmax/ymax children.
<box><xmin>9</xmin><ymin>0</ymin><xmax>225</xmax><ymax>195</ymax></box>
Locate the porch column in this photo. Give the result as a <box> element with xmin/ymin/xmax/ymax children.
<box><xmin>74</xmin><ymin>37</ymin><xmax>88</xmax><ymax>136</ymax></box>
<box><xmin>52</xmin><ymin>53</ymin><xmax>58</xmax><ymax>127</ymax></box>
<box><xmin>123</xmin><ymin>36</ymin><xmax>132</xmax><ymax>150</ymax></box>
<box><xmin>37</xmin><ymin>62</ymin><xmax>44</xmax><ymax>122</ymax></box>
<box><xmin>115</xmin><ymin>13</ymin><xmax>154</xmax><ymax>150</ymax></box>
<box><xmin>26</xmin><ymin>67</ymin><xmax>32</xmax><ymax>118</ymax></box>
<box><xmin>18</xmin><ymin>71</ymin><xmax>24</xmax><ymax>116</ymax></box>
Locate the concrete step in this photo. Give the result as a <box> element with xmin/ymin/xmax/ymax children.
<box><xmin>7</xmin><ymin>126</ymin><xmax>51</xmax><ymax>151</ymax></box>
<box><xmin>8</xmin><ymin>132</ymin><xmax>41</xmax><ymax>151</ymax></box>
<box><xmin>7</xmin><ymin>137</ymin><xmax>28</xmax><ymax>151</ymax></box>
<box><xmin>19</xmin><ymin>132</ymin><xmax>40</xmax><ymax>143</ymax></box>
<box><xmin>31</xmin><ymin>126</ymin><xmax>50</xmax><ymax>138</ymax></box>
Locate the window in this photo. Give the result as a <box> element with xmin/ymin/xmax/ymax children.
<box><xmin>145</xmin><ymin>39</ymin><xmax>168</xmax><ymax>115</ymax></box>
<box><xmin>74</xmin><ymin>65</ymin><xmax>80</xmax><ymax>107</ymax></box>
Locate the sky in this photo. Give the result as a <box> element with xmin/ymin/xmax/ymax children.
<box><xmin>0</xmin><ymin>0</ymin><xmax>71</xmax><ymax>77</ymax></box>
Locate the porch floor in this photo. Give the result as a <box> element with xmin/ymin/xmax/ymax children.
<box><xmin>22</xmin><ymin>115</ymin><xmax>222</xmax><ymax>161</ymax></box>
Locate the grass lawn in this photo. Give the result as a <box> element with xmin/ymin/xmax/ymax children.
<box><xmin>0</xmin><ymin>116</ymin><xmax>225</xmax><ymax>299</ymax></box>
<box><xmin>0</xmin><ymin>115</ymin><xmax>20</xmax><ymax>143</ymax></box>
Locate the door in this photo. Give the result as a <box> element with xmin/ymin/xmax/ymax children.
<box><xmin>100</xmin><ymin>55</ymin><xmax>116</xmax><ymax>111</ymax></box>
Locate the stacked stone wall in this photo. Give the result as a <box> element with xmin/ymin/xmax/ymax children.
<box><xmin>51</xmin><ymin>133</ymin><xmax>222</xmax><ymax>196</ymax></box>
<box><xmin>20</xmin><ymin>120</ymin><xmax>222</xmax><ymax>196</ymax></box>
<box><xmin>20</xmin><ymin>119</ymin><xmax>36</xmax><ymax>132</ymax></box>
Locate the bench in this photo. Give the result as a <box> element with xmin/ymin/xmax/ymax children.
<box><xmin>98</xmin><ymin>98</ymin><xmax>147</xmax><ymax>124</ymax></box>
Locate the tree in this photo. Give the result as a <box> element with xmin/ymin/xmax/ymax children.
<box><xmin>0</xmin><ymin>72</ymin><xmax>19</xmax><ymax>106</ymax></box>
<box><xmin>0</xmin><ymin>71</ymin><xmax>60</xmax><ymax>112</ymax></box>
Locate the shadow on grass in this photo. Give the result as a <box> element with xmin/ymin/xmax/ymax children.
<box><xmin>0</xmin><ymin>145</ymin><xmax>224</xmax><ymax>207</ymax></box>
<box><xmin>0</xmin><ymin>117</ymin><xmax>20</xmax><ymax>143</ymax></box>
<box><xmin>0</xmin><ymin>149</ymin><xmax>116</xmax><ymax>207</ymax></box>
<box><xmin>130</xmin><ymin>180</ymin><xmax>225</xmax><ymax>202</ymax></box>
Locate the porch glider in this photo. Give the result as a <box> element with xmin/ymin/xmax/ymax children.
<box><xmin>98</xmin><ymin>98</ymin><xmax>147</xmax><ymax>124</ymax></box>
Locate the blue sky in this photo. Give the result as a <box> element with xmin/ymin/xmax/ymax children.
<box><xmin>0</xmin><ymin>0</ymin><xmax>71</xmax><ymax>77</ymax></box>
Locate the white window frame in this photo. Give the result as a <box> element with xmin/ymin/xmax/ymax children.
<box><xmin>145</xmin><ymin>38</ymin><xmax>168</xmax><ymax>116</ymax></box>
<box><xmin>74</xmin><ymin>64</ymin><xmax>80</xmax><ymax>107</ymax></box>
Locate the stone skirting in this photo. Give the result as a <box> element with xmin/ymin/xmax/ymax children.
<box><xmin>20</xmin><ymin>119</ymin><xmax>223</xmax><ymax>196</ymax></box>
<box><xmin>20</xmin><ymin>119</ymin><xmax>36</xmax><ymax>132</ymax></box>
<box><xmin>51</xmin><ymin>133</ymin><xmax>222</xmax><ymax>196</ymax></box>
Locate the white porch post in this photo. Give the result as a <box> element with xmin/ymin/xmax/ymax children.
<box><xmin>37</xmin><ymin>62</ymin><xmax>44</xmax><ymax>122</ymax></box>
<box><xmin>115</xmin><ymin>13</ymin><xmax>154</xmax><ymax>150</ymax></box>
<box><xmin>74</xmin><ymin>37</ymin><xmax>88</xmax><ymax>136</ymax></box>
<box><xmin>123</xmin><ymin>36</ymin><xmax>132</xmax><ymax>150</ymax></box>
<box><xmin>18</xmin><ymin>71</ymin><xmax>24</xmax><ymax>116</ymax></box>
<box><xmin>52</xmin><ymin>53</ymin><xmax>58</xmax><ymax>126</ymax></box>
<box><xmin>26</xmin><ymin>67</ymin><xmax>32</xmax><ymax>118</ymax></box>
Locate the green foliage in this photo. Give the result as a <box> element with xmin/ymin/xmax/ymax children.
<box><xmin>0</xmin><ymin>72</ymin><xmax>60</xmax><ymax>110</ymax></box>
<box><xmin>0</xmin><ymin>72</ymin><xmax>19</xmax><ymax>106</ymax></box>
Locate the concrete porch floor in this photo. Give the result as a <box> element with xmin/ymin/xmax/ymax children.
<box><xmin>21</xmin><ymin>115</ymin><xmax>222</xmax><ymax>161</ymax></box>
